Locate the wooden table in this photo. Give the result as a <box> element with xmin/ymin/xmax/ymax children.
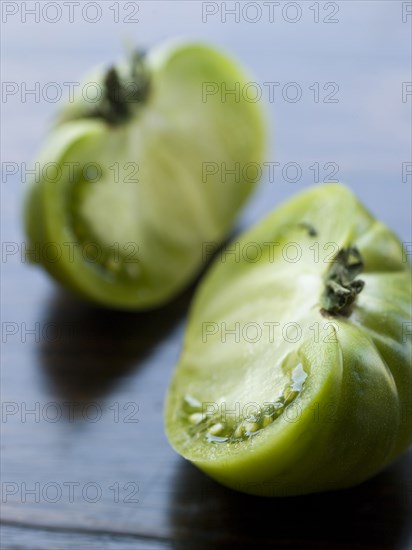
<box><xmin>2</xmin><ymin>2</ymin><xmax>411</xmax><ymax>548</ymax></box>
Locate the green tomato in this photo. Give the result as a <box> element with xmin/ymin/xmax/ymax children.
<box><xmin>165</xmin><ymin>184</ymin><xmax>412</xmax><ymax>496</ymax></box>
<box><xmin>24</xmin><ymin>42</ymin><xmax>265</xmax><ymax>309</ymax></box>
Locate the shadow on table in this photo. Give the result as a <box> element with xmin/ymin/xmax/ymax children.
<box><xmin>37</xmin><ymin>230</ymin><xmax>240</xmax><ymax>406</ymax></box>
<box><xmin>37</xmin><ymin>283</ymin><xmax>192</xmax><ymax>404</ymax></box>
<box><xmin>168</xmin><ymin>450</ymin><xmax>411</xmax><ymax>549</ymax></box>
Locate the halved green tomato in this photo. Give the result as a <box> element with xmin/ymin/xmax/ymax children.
<box><xmin>165</xmin><ymin>184</ymin><xmax>412</xmax><ymax>496</ymax></box>
<box><xmin>24</xmin><ymin>42</ymin><xmax>265</xmax><ymax>309</ymax></box>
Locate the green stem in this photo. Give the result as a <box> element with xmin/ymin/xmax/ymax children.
<box><xmin>89</xmin><ymin>50</ymin><xmax>150</xmax><ymax>125</ymax></box>
<box><xmin>320</xmin><ymin>246</ymin><xmax>365</xmax><ymax>315</ymax></box>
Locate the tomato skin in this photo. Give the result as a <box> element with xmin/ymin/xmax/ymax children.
<box><xmin>165</xmin><ymin>184</ymin><xmax>412</xmax><ymax>496</ymax></box>
<box><xmin>24</xmin><ymin>43</ymin><xmax>266</xmax><ymax>310</ymax></box>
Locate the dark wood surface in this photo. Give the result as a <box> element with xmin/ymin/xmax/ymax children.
<box><xmin>2</xmin><ymin>2</ymin><xmax>411</xmax><ymax>548</ymax></box>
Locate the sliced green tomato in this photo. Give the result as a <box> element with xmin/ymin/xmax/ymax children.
<box><xmin>165</xmin><ymin>184</ymin><xmax>412</xmax><ymax>496</ymax></box>
<box><xmin>24</xmin><ymin>43</ymin><xmax>265</xmax><ymax>309</ymax></box>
